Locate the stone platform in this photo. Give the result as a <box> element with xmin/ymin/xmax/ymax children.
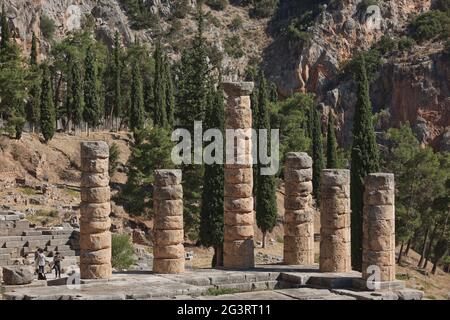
<box><xmin>1</xmin><ymin>265</ymin><xmax>423</xmax><ymax>300</ymax></box>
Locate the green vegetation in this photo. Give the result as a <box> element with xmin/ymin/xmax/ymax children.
<box><xmin>109</xmin><ymin>143</ymin><xmax>121</xmax><ymax>175</ymax></box>
<box><xmin>206</xmin><ymin>0</ymin><xmax>229</xmax><ymax>11</ymax></box>
<box><xmin>251</xmin><ymin>0</ymin><xmax>279</xmax><ymax>19</ymax></box>
<box><xmin>223</xmin><ymin>35</ymin><xmax>245</xmax><ymax>59</ymax></box>
<box><xmin>350</xmin><ymin>56</ymin><xmax>380</xmax><ymax>271</ymax></box>
<box><xmin>20</xmin><ymin>187</ymin><xmax>38</xmax><ymax>196</ymax></box>
<box><xmin>326</xmin><ymin>110</ymin><xmax>337</xmax><ymax>169</ymax></box>
<box><xmin>40</xmin><ymin>15</ymin><xmax>56</xmax><ymax>40</ymax></box>
<box><xmin>410</xmin><ymin>10</ymin><xmax>450</xmax><ymax>42</ymax></box>
<box><xmin>111</xmin><ymin>234</ymin><xmax>135</xmax><ymax>270</ymax></box>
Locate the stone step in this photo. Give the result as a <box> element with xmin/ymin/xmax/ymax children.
<box><xmin>22</xmin><ymin>230</ymin><xmax>42</xmax><ymax>236</ymax></box>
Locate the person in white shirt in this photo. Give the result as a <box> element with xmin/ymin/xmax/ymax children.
<box><xmin>35</xmin><ymin>248</ymin><xmax>47</xmax><ymax>280</ymax></box>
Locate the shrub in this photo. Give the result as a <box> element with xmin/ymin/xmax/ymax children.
<box><xmin>172</xmin><ymin>0</ymin><xmax>191</xmax><ymax>19</ymax></box>
<box><xmin>206</xmin><ymin>0</ymin><xmax>229</xmax><ymax>11</ymax></box>
<box><xmin>410</xmin><ymin>10</ymin><xmax>450</xmax><ymax>42</ymax></box>
<box><xmin>112</xmin><ymin>234</ymin><xmax>135</xmax><ymax>270</ymax></box>
<box><xmin>205</xmin><ymin>287</ymin><xmax>240</xmax><ymax>296</ymax></box>
<box><xmin>251</xmin><ymin>0</ymin><xmax>279</xmax><ymax>18</ymax></box>
<box><xmin>229</xmin><ymin>16</ymin><xmax>243</xmax><ymax>31</ymax></box>
<box><xmin>376</xmin><ymin>35</ymin><xmax>397</xmax><ymax>55</ymax></box>
<box><xmin>40</xmin><ymin>15</ymin><xmax>56</xmax><ymax>40</ymax></box>
<box><xmin>397</xmin><ymin>36</ymin><xmax>415</xmax><ymax>52</ymax></box>
<box><xmin>223</xmin><ymin>35</ymin><xmax>245</xmax><ymax>58</ymax></box>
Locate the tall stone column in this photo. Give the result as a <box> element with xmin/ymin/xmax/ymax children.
<box><xmin>283</xmin><ymin>152</ymin><xmax>314</xmax><ymax>265</ymax></box>
<box><xmin>319</xmin><ymin>169</ymin><xmax>351</xmax><ymax>272</ymax></box>
<box><xmin>222</xmin><ymin>81</ymin><xmax>255</xmax><ymax>269</ymax></box>
<box><xmin>80</xmin><ymin>141</ymin><xmax>112</xmax><ymax>279</ymax></box>
<box><xmin>153</xmin><ymin>170</ymin><xmax>185</xmax><ymax>274</ymax></box>
<box><xmin>362</xmin><ymin>173</ymin><xmax>395</xmax><ymax>282</ymax></box>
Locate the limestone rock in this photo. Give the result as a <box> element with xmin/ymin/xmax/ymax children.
<box><xmin>2</xmin><ymin>266</ymin><xmax>33</xmax><ymax>285</ymax></box>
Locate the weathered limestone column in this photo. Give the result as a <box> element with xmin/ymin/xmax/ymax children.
<box><xmin>319</xmin><ymin>169</ymin><xmax>351</xmax><ymax>272</ymax></box>
<box><xmin>222</xmin><ymin>81</ymin><xmax>255</xmax><ymax>269</ymax></box>
<box><xmin>153</xmin><ymin>170</ymin><xmax>185</xmax><ymax>274</ymax></box>
<box><xmin>80</xmin><ymin>141</ymin><xmax>112</xmax><ymax>279</ymax></box>
<box><xmin>362</xmin><ymin>173</ymin><xmax>395</xmax><ymax>282</ymax></box>
<box><xmin>283</xmin><ymin>152</ymin><xmax>314</xmax><ymax>265</ymax></box>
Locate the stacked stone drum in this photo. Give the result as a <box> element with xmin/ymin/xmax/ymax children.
<box><xmin>80</xmin><ymin>141</ymin><xmax>112</xmax><ymax>279</ymax></box>
<box><xmin>222</xmin><ymin>81</ymin><xmax>255</xmax><ymax>269</ymax></box>
<box><xmin>362</xmin><ymin>173</ymin><xmax>396</xmax><ymax>282</ymax></box>
<box><xmin>283</xmin><ymin>152</ymin><xmax>314</xmax><ymax>265</ymax></box>
<box><xmin>153</xmin><ymin>170</ymin><xmax>185</xmax><ymax>274</ymax></box>
<box><xmin>319</xmin><ymin>169</ymin><xmax>351</xmax><ymax>272</ymax></box>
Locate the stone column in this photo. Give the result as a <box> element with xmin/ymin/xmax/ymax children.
<box><xmin>153</xmin><ymin>170</ymin><xmax>185</xmax><ymax>274</ymax></box>
<box><xmin>362</xmin><ymin>173</ymin><xmax>395</xmax><ymax>282</ymax></box>
<box><xmin>283</xmin><ymin>152</ymin><xmax>314</xmax><ymax>265</ymax></box>
<box><xmin>222</xmin><ymin>81</ymin><xmax>255</xmax><ymax>269</ymax></box>
<box><xmin>319</xmin><ymin>169</ymin><xmax>351</xmax><ymax>272</ymax></box>
<box><xmin>80</xmin><ymin>141</ymin><xmax>112</xmax><ymax>279</ymax></box>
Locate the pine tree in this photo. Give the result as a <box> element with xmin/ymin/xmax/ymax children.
<box><xmin>312</xmin><ymin>106</ymin><xmax>324</xmax><ymax>204</ymax></box>
<box><xmin>30</xmin><ymin>32</ymin><xmax>37</xmax><ymax>65</ymax></box>
<box><xmin>350</xmin><ymin>55</ymin><xmax>380</xmax><ymax>271</ymax></box>
<box><xmin>153</xmin><ymin>40</ymin><xmax>167</xmax><ymax>127</ymax></box>
<box><xmin>129</xmin><ymin>60</ymin><xmax>144</xmax><ymax>132</ymax></box>
<box><xmin>1</xmin><ymin>4</ymin><xmax>10</xmax><ymax>50</ymax></box>
<box><xmin>112</xmin><ymin>32</ymin><xmax>122</xmax><ymax>127</ymax></box>
<box><xmin>199</xmin><ymin>85</ymin><xmax>225</xmax><ymax>267</ymax></box>
<box><xmin>255</xmin><ymin>72</ymin><xmax>277</xmax><ymax>248</ymax></box>
<box><xmin>326</xmin><ymin>109</ymin><xmax>337</xmax><ymax>168</ymax></box>
<box><xmin>83</xmin><ymin>45</ymin><xmax>100</xmax><ymax>135</ymax></box>
<box><xmin>163</xmin><ymin>56</ymin><xmax>175</xmax><ymax>128</ymax></box>
<box><xmin>40</xmin><ymin>64</ymin><xmax>55</xmax><ymax>142</ymax></box>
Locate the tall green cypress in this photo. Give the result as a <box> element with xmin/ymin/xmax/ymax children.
<box><xmin>255</xmin><ymin>72</ymin><xmax>277</xmax><ymax>248</ymax></box>
<box><xmin>30</xmin><ymin>32</ymin><xmax>37</xmax><ymax>65</ymax></box>
<box><xmin>163</xmin><ymin>56</ymin><xmax>175</xmax><ymax>128</ymax></box>
<box><xmin>269</xmin><ymin>82</ymin><xmax>278</xmax><ymax>103</ymax></box>
<box><xmin>153</xmin><ymin>40</ymin><xmax>167</xmax><ymax>127</ymax></box>
<box><xmin>83</xmin><ymin>45</ymin><xmax>100</xmax><ymax>134</ymax></box>
<box><xmin>129</xmin><ymin>60</ymin><xmax>144</xmax><ymax>132</ymax></box>
<box><xmin>69</xmin><ymin>56</ymin><xmax>84</xmax><ymax>128</ymax></box>
<box><xmin>199</xmin><ymin>85</ymin><xmax>225</xmax><ymax>267</ymax></box>
<box><xmin>26</xmin><ymin>34</ymin><xmax>40</xmax><ymax>133</ymax></box>
<box><xmin>1</xmin><ymin>4</ymin><xmax>10</xmax><ymax>50</ymax></box>
<box><xmin>40</xmin><ymin>64</ymin><xmax>55</xmax><ymax>142</ymax></box>
<box><xmin>350</xmin><ymin>55</ymin><xmax>380</xmax><ymax>271</ymax></box>
<box><xmin>312</xmin><ymin>106</ymin><xmax>324</xmax><ymax>204</ymax></box>
<box><xmin>326</xmin><ymin>109</ymin><xmax>338</xmax><ymax>169</ymax></box>
<box><xmin>113</xmin><ymin>32</ymin><xmax>122</xmax><ymax>124</ymax></box>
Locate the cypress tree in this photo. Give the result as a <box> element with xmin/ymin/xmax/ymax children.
<box><xmin>312</xmin><ymin>106</ymin><xmax>324</xmax><ymax>204</ymax></box>
<box><xmin>1</xmin><ymin>4</ymin><xmax>10</xmax><ymax>50</ymax></box>
<box><xmin>255</xmin><ymin>72</ymin><xmax>277</xmax><ymax>248</ymax></box>
<box><xmin>83</xmin><ymin>45</ymin><xmax>100</xmax><ymax>135</ymax></box>
<box><xmin>69</xmin><ymin>57</ymin><xmax>84</xmax><ymax>129</ymax></box>
<box><xmin>269</xmin><ymin>81</ymin><xmax>278</xmax><ymax>103</ymax></box>
<box><xmin>153</xmin><ymin>40</ymin><xmax>167</xmax><ymax>127</ymax></box>
<box><xmin>326</xmin><ymin>109</ymin><xmax>338</xmax><ymax>169</ymax></box>
<box><xmin>163</xmin><ymin>56</ymin><xmax>175</xmax><ymax>128</ymax></box>
<box><xmin>113</xmin><ymin>32</ymin><xmax>122</xmax><ymax>127</ymax></box>
<box><xmin>26</xmin><ymin>34</ymin><xmax>40</xmax><ymax>133</ymax></box>
<box><xmin>199</xmin><ymin>85</ymin><xmax>225</xmax><ymax>267</ymax></box>
<box><xmin>40</xmin><ymin>64</ymin><xmax>55</xmax><ymax>142</ymax></box>
<box><xmin>129</xmin><ymin>60</ymin><xmax>144</xmax><ymax>132</ymax></box>
<box><xmin>30</xmin><ymin>32</ymin><xmax>37</xmax><ymax>65</ymax></box>
<box><xmin>350</xmin><ymin>55</ymin><xmax>380</xmax><ymax>271</ymax></box>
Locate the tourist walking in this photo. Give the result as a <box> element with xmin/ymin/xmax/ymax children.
<box><xmin>52</xmin><ymin>252</ymin><xmax>64</xmax><ymax>279</ymax></box>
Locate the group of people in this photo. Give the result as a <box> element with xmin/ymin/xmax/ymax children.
<box><xmin>34</xmin><ymin>249</ymin><xmax>64</xmax><ymax>280</ymax></box>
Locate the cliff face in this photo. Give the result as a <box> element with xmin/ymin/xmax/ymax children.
<box><xmin>265</xmin><ymin>0</ymin><xmax>449</xmax><ymax>149</ymax></box>
<box><xmin>2</xmin><ymin>0</ymin><xmax>448</xmax><ymax>149</ymax></box>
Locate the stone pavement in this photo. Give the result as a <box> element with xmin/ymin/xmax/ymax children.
<box><xmin>1</xmin><ymin>265</ymin><xmax>423</xmax><ymax>300</ymax></box>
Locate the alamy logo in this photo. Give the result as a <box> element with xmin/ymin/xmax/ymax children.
<box><xmin>171</xmin><ymin>121</ymin><xmax>280</xmax><ymax>176</ymax></box>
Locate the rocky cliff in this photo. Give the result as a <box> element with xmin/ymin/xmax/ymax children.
<box><xmin>2</xmin><ymin>0</ymin><xmax>449</xmax><ymax>148</ymax></box>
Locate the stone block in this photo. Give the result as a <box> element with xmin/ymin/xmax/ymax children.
<box><xmin>224</xmin><ymin>197</ymin><xmax>253</xmax><ymax>212</ymax></box>
<box><xmin>80</xmin><ymin>158</ymin><xmax>108</xmax><ymax>174</ymax></box>
<box><xmin>153</xmin><ymin>258</ymin><xmax>185</xmax><ymax>274</ymax></box>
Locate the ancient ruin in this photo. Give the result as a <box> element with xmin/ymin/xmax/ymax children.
<box><xmin>362</xmin><ymin>173</ymin><xmax>396</xmax><ymax>283</ymax></box>
<box><xmin>319</xmin><ymin>169</ymin><xmax>351</xmax><ymax>273</ymax></box>
<box><xmin>222</xmin><ymin>81</ymin><xmax>255</xmax><ymax>269</ymax></box>
<box><xmin>153</xmin><ymin>170</ymin><xmax>185</xmax><ymax>274</ymax></box>
<box><xmin>79</xmin><ymin>141</ymin><xmax>112</xmax><ymax>279</ymax></box>
<box><xmin>283</xmin><ymin>152</ymin><xmax>314</xmax><ymax>265</ymax></box>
